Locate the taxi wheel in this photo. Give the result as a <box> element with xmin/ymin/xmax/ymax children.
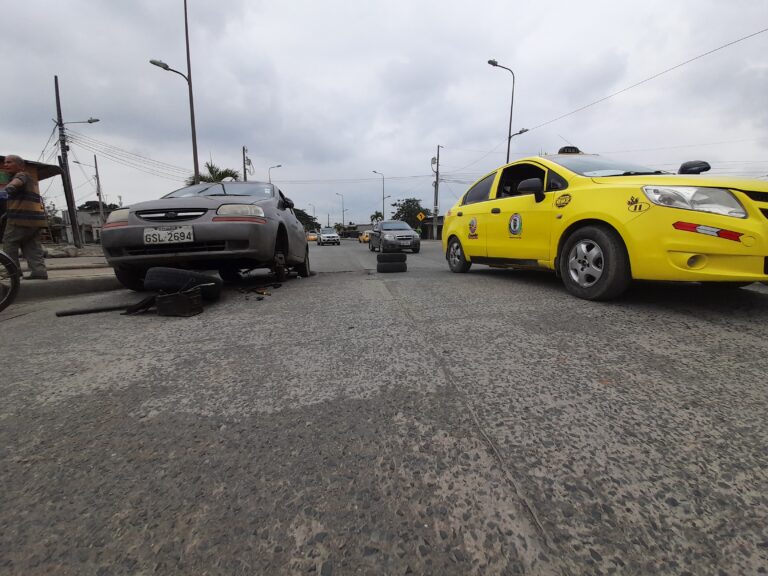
<box><xmin>559</xmin><ymin>225</ymin><xmax>630</xmax><ymax>301</ymax></box>
<box><xmin>447</xmin><ymin>238</ymin><xmax>471</xmax><ymax>273</ymax></box>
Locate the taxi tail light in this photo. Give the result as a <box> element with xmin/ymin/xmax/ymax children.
<box><xmin>102</xmin><ymin>221</ymin><xmax>128</xmax><ymax>229</ymax></box>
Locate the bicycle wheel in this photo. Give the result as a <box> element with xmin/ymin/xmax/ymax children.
<box><xmin>0</xmin><ymin>250</ymin><xmax>21</xmax><ymax>312</ymax></box>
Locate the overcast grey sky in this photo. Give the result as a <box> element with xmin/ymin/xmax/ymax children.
<box><xmin>3</xmin><ymin>0</ymin><xmax>768</xmax><ymax>225</ymax></box>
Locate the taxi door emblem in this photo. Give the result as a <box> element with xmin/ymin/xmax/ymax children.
<box><xmin>509</xmin><ymin>213</ymin><xmax>522</xmax><ymax>236</ymax></box>
<box><xmin>627</xmin><ymin>196</ymin><xmax>650</xmax><ymax>213</ymax></box>
<box><xmin>555</xmin><ymin>194</ymin><xmax>572</xmax><ymax>208</ymax></box>
<box><xmin>468</xmin><ymin>217</ymin><xmax>479</xmax><ymax>239</ymax></box>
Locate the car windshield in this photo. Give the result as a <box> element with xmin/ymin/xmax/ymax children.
<box><xmin>550</xmin><ymin>155</ymin><xmax>668</xmax><ymax>177</ymax></box>
<box><xmin>381</xmin><ymin>221</ymin><xmax>412</xmax><ymax>231</ymax></box>
<box><xmin>163</xmin><ymin>183</ymin><xmax>275</xmax><ymax>199</ymax></box>
<box><xmin>321</xmin><ymin>228</ymin><xmax>336</xmax><ymax>234</ymax></box>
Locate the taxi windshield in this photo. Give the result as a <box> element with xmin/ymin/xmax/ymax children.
<box><xmin>551</xmin><ymin>155</ymin><xmax>668</xmax><ymax>177</ymax></box>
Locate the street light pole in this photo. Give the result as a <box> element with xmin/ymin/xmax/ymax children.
<box><xmin>54</xmin><ymin>76</ymin><xmax>99</xmax><ymax>248</ymax></box>
<box><xmin>372</xmin><ymin>170</ymin><xmax>385</xmax><ymax>219</ymax></box>
<box><xmin>335</xmin><ymin>192</ymin><xmax>346</xmax><ymax>229</ymax></box>
<box><xmin>488</xmin><ymin>59</ymin><xmax>518</xmax><ymax>164</ymax></box>
<box><xmin>150</xmin><ymin>0</ymin><xmax>200</xmax><ymax>184</ymax></box>
<box><xmin>74</xmin><ymin>156</ymin><xmax>106</xmax><ymax>226</ymax></box>
<box><xmin>308</xmin><ymin>203</ymin><xmax>316</xmax><ymax>218</ymax></box>
<box><xmin>431</xmin><ymin>145</ymin><xmax>442</xmax><ymax>240</ymax></box>
<box><xmin>268</xmin><ymin>164</ymin><xmax>282</xmax><ymax>183</ymax></box>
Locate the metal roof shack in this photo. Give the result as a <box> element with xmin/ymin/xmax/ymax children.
<box><xmin>0</xmin><ymin>155</ymin><xmax>62</xmax><ymax>182</ymax></box>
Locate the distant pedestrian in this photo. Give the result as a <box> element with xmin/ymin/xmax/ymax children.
<box><xmin>2</xmin><ymin>155</ymin><xmax>48</xmax><ymax>279</ymax></box>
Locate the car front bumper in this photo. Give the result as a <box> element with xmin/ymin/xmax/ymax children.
<box><xmin>102</xmin><ymin>220</ymin><xmax>277</xmax><ymax>269</ymax></box>
<box><xmin>381</xmin><ymin>238</ymin><xmax>420</xmax><ymax>252</ymax></box>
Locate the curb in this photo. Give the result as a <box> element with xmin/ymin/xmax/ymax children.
<box><xmin>16</xmin><ymin>276</ymin><xmax>123</xmax><ymax>302</ymax></box>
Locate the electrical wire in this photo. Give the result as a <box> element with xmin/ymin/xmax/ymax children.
<box><xmin>527</xmin><ymin>26</ymin><xmax>768</xmax><ymax>132</ymax></box>
<box><xmin>37</xmin><ymin>122</ymin><xmax>59</xmax><ymax>162</ymax></box>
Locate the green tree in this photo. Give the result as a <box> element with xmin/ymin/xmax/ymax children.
<box><xmin>390</xmin><ymin>198</ymin><xmax>430</xmax><ymax>229</ymax></box>
<box><xmin>370</xmin><ymin>210</ymin><xmax>383</xmax><ymax>223</ymax></box>
<box><xmin>293</xmin><ymin>208</ymin><xmax>320</xmax><ymax>231</ymax></box>
<box><xmin>77</xmin><ymin>200</ymin><xmax>120</xmax><ymax>212</ymax></box>
<box><xmin>186</xmin><ymin>161</ymin><xmax>240</xmax><ymax>185</ymax></box>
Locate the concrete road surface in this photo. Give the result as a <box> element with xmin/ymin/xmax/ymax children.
<box><xmin>2</xmin><ymin>239</ymin><xmax>767</xmax><ymax>575</ymax></box>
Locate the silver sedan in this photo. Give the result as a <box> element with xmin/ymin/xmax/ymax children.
<box><xmin>102</xmin><ymin>181</ymin><xmax>309</xmax><ymax>289</ymax></box>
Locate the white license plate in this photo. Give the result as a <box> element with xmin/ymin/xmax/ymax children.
<box><xmin>143</xmin><ymin>226</ymin><xmax>194</xmax><ymax>244</ymax></box>
<box><xmin>399</xmin><ymin>241</ymin><xmax>412</xmax><ymax>246</ymax></box>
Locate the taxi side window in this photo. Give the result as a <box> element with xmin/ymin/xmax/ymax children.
<box><xmin>496</xmin><ymin>164</ymin><xmax>546</xmax><ymax>198</ymax></box>
<box><xmin>462</xmin><ymin>173</ymin><xmax>496</xmax><ymax>205</ymax></box>
<box><xmin>546</xmin><ymin>170</ymin><xmax>568</xmax><ymax>192</ymax></box>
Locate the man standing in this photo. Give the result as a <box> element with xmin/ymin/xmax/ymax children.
<box><xmin>2</xmin><ymin>155</ymin><xmax>48</xmax><ymax>279</ymax></box>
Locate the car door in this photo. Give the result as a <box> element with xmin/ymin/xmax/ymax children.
<box><xmin>485</xmin><ymin>162</ymin><xmax>557</xmax><ymax>263</ymax></box>
<box><xmin>453</xmin><ymin>171</ymin><xmax>498</xmax><ymax>259</ymax></box>
<box><xmin>278</xmin><ymin>190</ymin><xmax>306</xmax><ymax>260</ymax></box>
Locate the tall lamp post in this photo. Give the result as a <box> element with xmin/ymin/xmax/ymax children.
<box><xmin>307</xmin><ymin>203</ymin><xmax>316</xmax><ymax>218</ymax></box>
<box><xmin>372</xmin><ymin>170</ymin><xmax>385</xmax><ymax>219</ymax></box>
<box><xmin>268</xmin><ymin>164</ymin><xmax>282</xmax><ymax>183</ymax></box>
<box><xmin>150</xmin><ymin>0</ymin><xmax>199</xmax><ymax>183</ymax></box>
<box><xmin>54</xmin><ymin>74</ymin><xmax>100</xmax><ymax>248</ymax></box>
<box><xmin>487</xmin><ymin>58</ymin><xmax>522</xmax><ymax>164</ymax></box>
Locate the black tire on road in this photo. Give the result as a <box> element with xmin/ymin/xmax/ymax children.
<box><xmin>143</xmin><ymin>267</ymin><xmax>222</xmax><ymax>301</ymax></box>
<box><xmin>377</xmin><ymin>261</ymin><xmax>407</xmax><ymax>273</ymax></box>
<box><xmin>114</xmin><ymin>267</ymin><xmax>147</xmax><ymax>292</ymax></box>
<box><xmin>377</xmin><ymin>253</ymin><xmax>407</xmax><ymax>263</ymax></box>
<box><xmin>558</xmin><ymin>225</ymin><xmax>630</xmax><ymax>301</ymax></box>
<box><xmin>446</xmin><ymin>237</ymin><xmax>472</xmax><ymax>273</ymax></box>
<box><xmin>296</xmin><ymin>245</ymin><xmax>311</xmax><ymax>278</ymax></box>
<box><xmin>218</xmin><ymin>265</ymin><xmax>243</xmax><ymax>283</ymax></box>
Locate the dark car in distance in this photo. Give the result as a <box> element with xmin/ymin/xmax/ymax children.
<box><xmin>369</xmin><ymin>220</ymin><xmax>421</xmax><ymax>253</ymax></box>
<box><xmin>101</xmin><ymin>181</ymin><xmax>310</xmax><ymax>289</ymax></box>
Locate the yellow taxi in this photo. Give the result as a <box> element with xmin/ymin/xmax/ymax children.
<box><xmin>358</xmin><ymin>230</ymin><xmax>372</xmax><ymax>243</ymax></box>
<box><xmin>442</xmin><ymin>147</ymin><xmax>768</xmax><ymax>300</ymax></box>
<box><xmin>306</xmin><ymin>230</ymin><xmax>318</xmax><ymax>242</ymax></box>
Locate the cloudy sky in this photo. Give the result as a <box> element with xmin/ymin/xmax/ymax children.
<box><xmin>4</xmin><ymin>0</ymin><xmax>768</xmax><ymax>226</ymax></box>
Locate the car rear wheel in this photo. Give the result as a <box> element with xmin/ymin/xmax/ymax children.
<box><xmin>114</xmin><ymin>267</ymin><xmax>146</xmax><ymax>291</ymax></box>
<box><xmin>368</xmin><ymin>241</ymin><xmax>374</xmax><ymax>252</ymax></box>
<box><xmin>412</xmin><ymin>246</ymin><xmax>420</xmax><ymax>254</ymax></box>
<box><xmin>559</xmin><ymin>225</ymin><xmax>630</xmax><ymax>301</ymax></box>
<box><xmin>296</xmin><ymin>245</ymin><xmax>311</xmax><ymax>278</ymax></box>
<box><xmin>447</xmin><ymin>238</ymin><xmax>471</xmax><ymax>273</ymax></box>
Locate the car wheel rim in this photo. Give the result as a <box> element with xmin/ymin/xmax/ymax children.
<box><xmin>567</xmin><ymin>239</ymin><xmax>604</xmax><ymax>287</ymax></box>
<box><xmin>449</xmin><ymin>242</ymin><xmax>461</xmax><ymax>268</ymax></box>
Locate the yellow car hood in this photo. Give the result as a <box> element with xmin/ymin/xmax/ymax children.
<box><xmin>590</xmin><ymin>175</ymin><xmax>768</xmax><ymax>192</ymax></box>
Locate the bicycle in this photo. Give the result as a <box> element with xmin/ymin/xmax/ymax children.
<box><xmin>0</xmin><ymin>214</ymin><xmax>20</xmax><ymax>312</ymax></box>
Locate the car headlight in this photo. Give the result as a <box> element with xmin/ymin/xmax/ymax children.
<box><xmin>217</xmin><ymin>204</ymin><xmax>265</xmax><ymax>217</ymax></box>
<box><xmin>642</xmin><ymin>186</ymin><xmax>746</xmax><ymax>218</ymax></box>
<box><xmin>105</xmin><ymin>208</ymin><xmax>130</xmax><ymax>224</ymax></box>
<box><xmin>383</xmin><ymin>233</ymin><xmax>395</xmax><ymax>240</ymax></box>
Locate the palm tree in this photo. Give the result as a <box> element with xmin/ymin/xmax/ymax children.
<box><xmin>370</xmin><ymin>210</ymin><xmax>383</xmax><ymax>223</ymax></box>
<box><xmin>186</xmin><ymin>161</ymin><xmax>240</xmax><ymax>185</ymax></box>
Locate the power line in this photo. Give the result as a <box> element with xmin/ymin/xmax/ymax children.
<box><xmin>527</xmin><ymin>26</ymin><xmax>768</xmax><ymax>132</ymax></box>
<box><xmin>37</xmin><ymin>122</ymin><xmax>59</xmax><ymax>162</ymax></box>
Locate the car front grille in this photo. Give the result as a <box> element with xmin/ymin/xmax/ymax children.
<box><xmin>396</xmin><ymin>235</ymin><xmax>415</xmax><ymax>241</ymax></box>
<box><xmin>137</xmin><ymin>209</ymin><xmax>207</xmax><ymax>222</ymax></box>
<box><xmin>123</xmin><ymin>241</ymin><xmax>227</xmax><ymax>256</ymax></box>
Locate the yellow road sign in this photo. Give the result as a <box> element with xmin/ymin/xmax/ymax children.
<box><xmin>417</xmin><ymin>212</ymin><xmax>425</xmax><ymax>221</ymax></box>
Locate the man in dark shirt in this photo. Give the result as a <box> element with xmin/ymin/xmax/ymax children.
<box><xmin>2</xmin><ymin>155</ymin><xmax>48</xmax><ymax>279</ymax></box>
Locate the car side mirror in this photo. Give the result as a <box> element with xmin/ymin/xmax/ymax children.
<box><xmin>283</xmin><ymin>197</ymin><xmax>295</xmax><ymax>209</ymax></box>
<box><xmin>517</xmin><ymin>178</ymin><xmax>546</xmax><ymax>202</ymax></box>
<box><xmin>678</xmin><ymin>161</ymin><xmax>710</xmax><ymax>175</ymax></box>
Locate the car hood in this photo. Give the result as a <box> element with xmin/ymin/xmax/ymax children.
<box><xmin>590</xmin><ymin>175</ymin><xmax>768</xmax><ymax>192</ymax></box>
<box><xmin>128</xmin><ymin>196</ymin><xmax>266</xmax><ymax>211</ymax></box>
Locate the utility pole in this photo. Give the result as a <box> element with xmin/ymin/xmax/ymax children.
<box><xmin>431</xmin><ymin>145</ymin><xmax>442</xmax><ymax>240</ymax></box>
<box><xmin>55</xmin><ymin>75</ymin><xmax>82</xmax><ymax>247</ymax></box>
<box><xmin>242</xmin><ymin>146</ymin><xmax>248</xmax><ymax>182</ymax></box>
<box><xmin>93</xmin><ymin>155</ymin><xmax>106</xmax><ymax>225</ymax></box>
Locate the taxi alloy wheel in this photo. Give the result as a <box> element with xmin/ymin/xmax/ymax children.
<box><xmin>447</xmin><ymin>238</ymin><xmax>471</xmax><ymax>273</ymax></box>
<box><xmin>559</xmin><ymin>225</ymin><xmax>629</xmax><ymax>301</ymax></box>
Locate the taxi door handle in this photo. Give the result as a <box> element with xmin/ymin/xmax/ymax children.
<box><xmin>491</xmin><ymin>208</ymin><xmax>501</xmax><ymax>214</ymax></box>
<box><xmin>457</xmin><ymin>211</ymin><xmax>463</xmax><ymax>217</ymax></box>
